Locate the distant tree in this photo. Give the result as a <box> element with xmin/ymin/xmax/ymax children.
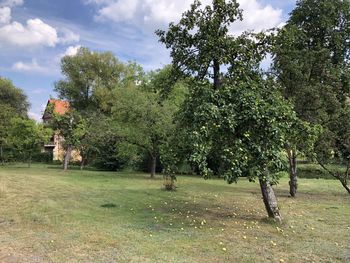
<box><xmin>87</xmin><ymin>116</ymin><xmax>125</xmax><ymax>171</ymax></box>
<box><xmin>0</xmin><ymin>77</ymin><xmax>29</xmax><ymax>117</ymax></box>
<box><xmin>8</xmin><ymin>118</ymin><xmax>51</xmax><ymax>167</ymax></box>
<box><xmin>0</xmin><ymin>104</ymin><xmax>15</xmax><ymax>165</ymax></box>
<box><xmin>111</xmin><ymin>68</ymin><xmax>184</xmax><ymax>178</ymax></box>
<box><xmin>49</xmin><ymin>109</ymin><xmax>83</xmax><ymax>171</ymax></box>
<box><xmin>72</xmin><ymin>113</ymin><xmax>117</xmax><ymax>170</ymax></box>
<box><xmin>54</xmin><ymin>48</ymin><xmax>146</xmax><ymax>171</ymax></box>
<box><xmin>283</xmin><ymin>119</ymin><xmax>320</xmax><ymax>197</ymax></box>
<box><xmin>272</xmin><ymin>0</ymin><xmax>350</xmax><ymax>194</ymax></box>
<box><xmin>55</xmin><ymin>47</ymin><xmax>143</xmax><ymax>114</ymax></box>
<box><xmin>0</xmin><ymin>77</ymin><xmax>29</xmax><ymax>164</ymax></box>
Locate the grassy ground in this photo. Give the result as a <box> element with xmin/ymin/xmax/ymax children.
<box><xmin>0</xmin><ymin>164</ymin><xmax>349</xmax><ymax>263</ymax></box>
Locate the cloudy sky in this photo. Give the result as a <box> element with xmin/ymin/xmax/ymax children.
<box><xmin>0</xmin><ymin>0</ymin><xmax>296</xmax><ymax>121</ymax></box>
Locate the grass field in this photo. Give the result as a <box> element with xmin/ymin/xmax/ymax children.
<box><xmin>0</xmin><ymin>164</ymin><xmax>349</xmax><ymax>262</ymax></box>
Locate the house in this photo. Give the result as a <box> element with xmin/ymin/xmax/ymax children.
<box><xmin>42</xmin><ymin>99</ymin><xmax>81</xmax><ymax>162</ymax></box>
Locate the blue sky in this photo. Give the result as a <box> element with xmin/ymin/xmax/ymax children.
<box><xmin>0</xmin><ymin>0</ymin><xmax>296</xmax><ymax>121</ymax></box>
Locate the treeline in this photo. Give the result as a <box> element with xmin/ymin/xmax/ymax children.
<box><xmin>0</xmin><ymin>77</ymin><xmax>52</xmax><ymax>167</ymax></box>
<box><xmin>48</xmin><ymin>51</ymin><xmax>187</xmax><ymax>174</ymax></box>
<box><xmin>1</xmin><ymin>0</ymin><xmax>349</xmax><ymax>222</ymax></box>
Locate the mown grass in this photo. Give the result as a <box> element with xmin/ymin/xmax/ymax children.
<box><xmin>0</xmin><ymin>164</ymin><xmax>349</xmax><ymax>262</ymax></box>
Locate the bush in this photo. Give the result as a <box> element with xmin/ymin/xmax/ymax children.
<box><xmin>298</xmin><ymin>164</ymin><xmax>342</xmax><ymax>180</ymax></box>
<box><xmin>32</xmin><ymin>152</ymin><xmax>53</xmax><ymax>163</ymax></box>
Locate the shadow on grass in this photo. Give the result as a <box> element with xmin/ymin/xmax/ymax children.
<box><xmin>101</xmin><ymin>186</ymin><xmax>267</xmax><ymax>228</ymax></box>
<box><xmin>101</xmin><ymin>203</ymin><xmax>117</xmax><ymax>208</ymax></box>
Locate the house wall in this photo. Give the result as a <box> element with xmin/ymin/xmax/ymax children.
<box><xmin>53</xmin><ymin>133</ymin><xmax>82</xmax><ymax>162</ymax></box>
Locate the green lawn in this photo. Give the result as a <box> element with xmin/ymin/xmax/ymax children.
<box><xmin>0</xmin><ymin>164</ymin><xmax>349</xmax><ymax>262</ymax></box>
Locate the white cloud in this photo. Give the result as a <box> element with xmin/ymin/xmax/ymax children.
<box><xmin>0</xmin><ymin>3</ymin><xmax>80</xmax><ymax>49</ymax></box>
<box><xmin>0</xmin><ymin>19</ymin><xmax>59</xmax><ymax>47</ymax></box>
<box><xmin>62</xmin><ymin>45</ymin><xmax>81</xmax><ymax>57</ymax></box>
<box><xmin>28</xmin><ymin>111</ymin><xmax>42</xmax><ymax>122</ymax></box>
<box><xmin>229</xmin><ymin>0</ymin><xmax>283</xmax><ymax>35</ymax></box>
<box><xmin>98</xmin><ymin>0</ymin><xmax>138</xmax><ymax>22</ymax></box>
<box><xmin>0</xmin><ymin>6</ymin><xmax>11</xmax><ymax>24</ymax></box>
<box><xmin>12</xmin><ymin>59</ymin><xmax>47</xmax><ymax>73</ymax></box>
<box><xmin>58</xmin><ymin>28</ymin><xmax>80</xmax><ymax>44</ymax></box>
<box><xmin>88</xmin><ymin>0</ymin><xmax>283</xmax><ymax>34</ymax></box>
<box><xmin>0</xmin><ymin>0</ymin><xmax>23</xmax><ymax>7</ymax></box>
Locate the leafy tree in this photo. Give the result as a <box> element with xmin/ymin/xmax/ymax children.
<box><xmin>8</xmin><ymin>118</ymin><xmax>51</xmax><ymax>167</ymax></box>
<box><xmin>111</xmin><ymin>68</ymin><xmax>183</xmax><ymax>178</ymax></box>
<box><xmin>48</xmin><ymin>109</ymin><xmax>83</xmax><ymax>171</ymax></box>
<box><xmin>72</xmin><ymin>112</ymin><xmax>122</xmax><ymax>170</ymax></box>
<box><xmin>0</xmin><ymin>77</ymin><xmax>29</xmax><ymax>164</ymax></box>
<box><xmin>179</xmin><ymin>78</ymin><xmax>298</xmax><ymax>222</ymax></box>
<box><xmin>157</xmin><ymin>0</ymin><xmax>297</xmax><ymax>221</ymax></box>
<box><xmin>272</xmin><ymin>0</ymin><xmax>350</xmax><ymax>194</ymax></box>
<box><xmin>156</xmin><ymin>0</ymin><xmax>242</xmax><ymax>90</ymax></box>
<box><xmin>55</xmin><ymin>47</ymin><xmax>143</xmax><ymax>114</ymax></box>
<box><xmin>54</xmin><ymin>48</ymin><xmax>146</xmax><ymax>171</ymax></box>
<box><xmin>283</xmin><ymin>119</ymin><xmax>320</xmax><ymax>197</ymax></box>
<box><xmin>0</xmin><ymin>77</ymin><xmax>29</xmax><ymax>117</ymax></box>
<box><xmin>0</xmin><ymin>104</ymin><xmax>15</xmax><ymax>165</ymax></box>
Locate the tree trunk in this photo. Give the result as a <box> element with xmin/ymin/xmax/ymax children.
<box><xmin>259</xmin><ymin>178</ymin><xmax>282</xmax><ymax>223</ymax></box>
<box><xmin>63</xmin><ymin>145</ymin><xmax>72</xmax><ymax>171</ymax></box>
<box><xmin>340</xmin><ymin>179</ymin><xmax>350</xmax><ymax>194</ymax></box>
<box><xmin>213</xmin><ymin>59</ymin><xmax>220</xmax><ymax>90</ymax></box>
<box><xmin>0</xmin><ymin>144</ymin><xmax>4</xmax><ymax>166</ymax></box>
<box><xmin>317</xmin><ymin>159</ymin><xmax>350</xmax><ymax>194</ymax></box>
<box><xmin>28</xmin><ymin>153</ymin><xmax>32</xmax><ymax>168</ymax></box>
<box><xmin>150</xmin><ymin>155</ymin><xmax>156</xmax><ymax>178</ymax></box>
<box><xmin>80</xmin><ymin>157</ymin><xmax>85</xmax><ymax>170</ymax></box>
<box><xmin>287</xmin><ymin>149</ymin><xmax>298</xmax><ymax>197</ymax></box>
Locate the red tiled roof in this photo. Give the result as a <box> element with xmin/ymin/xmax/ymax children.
<box><xmin>42</xmin><ymin>99</ymin><xmax>70</xmax><ymax>121</ymax></box>
<box><xmin>48</xmin><ymin>99</ymin><xmax>69</xmax><ymax>115</ymax></box>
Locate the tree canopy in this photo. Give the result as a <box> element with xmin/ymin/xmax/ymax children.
<box><xmin>0</xmin><ymin>77</ymin><xmax>29</xmax><ymax>117</ymax></box>
<box><xmin>157</xmin><ymin>0</ymin><xmax>299</xmax><ymax>221</ymax></box>
<box><xmin>111</xmin><ymin>67</ymin><xmax>185</xmax><ymax>178</ymax></box>
<box><xmin>272</xmin><ymin>0</ymin><xmax>350</xmax><ymax>193</ymax></box>
<box><xmin>55</xmin><ymin>47</ymin><xmax>143</xmax><ymax>114</ymax></box>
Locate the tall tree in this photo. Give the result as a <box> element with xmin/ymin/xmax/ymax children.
<box><xmin>55</xmin><ymin>47</ymin><xmax>143</xmax><ymax>114</ymax></box>
<box><xmin>272</xmin><ymin>0</ymin><xmax>350</xmax><ymax>194</ymax></box>
<box><xmin>0</xmin><ymin>77</ymin><xmax>29</xmax><ymax>164</ymax></box>
<box><xmin>0</xmin><ymin>77</ymin><xmax>29</xmax><ymax>117</ymax></box>
<box><xmin>0</xmin><ymin>104</ymin><xmax>14</xmax><ymax>165</ymax></box>
<box><xmin>157</xmin><ymin>0</ymin><xmax>296</xmax><ymax>222</ymax></box>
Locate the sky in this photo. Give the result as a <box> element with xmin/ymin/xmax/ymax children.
<box><xmin>0</xmin><ymin>0</ymin><xmax>296</xmax><ymax>121</ymax></box>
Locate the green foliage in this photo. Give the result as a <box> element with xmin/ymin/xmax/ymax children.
<box><xmin>111</xmin><ymin>68</ymin><xmax>182</xmax><ymax>173</ymax></box>
<box><xmin>0</xmin><ymin>78</ymin><xmax>30</xmax><ymax>164</ymax></box>
<box><xmin>55</xmin><ymin>47</ymin><xmax>143</xmax><ymax>114</ymax></box>
<box><xmin>0</xmin><ymin>77</ymin><xmax>29</xmax><ymax>117</ymax></box>
<box><xmin>8</xmin><ymin>118</ymin><xmax>52</xmax><ymax>165</ymax></box>
<box><xmin>0</xmin><ymin>103</ymin><xmax>15</xmax><ymax>147</ymax></box>
<box><xmin>158</xmin><ymin>0</ymin><xmax>297</xmax><ymax>188</ymax></box>
<box><xmin>272</xmin><ymin>0</ymin><xmax>350</xmax><ymax>191</ymax></box>
<box><xmin>180</xmin><ymin>78</ymin><xmax>297</xmax><ymax>184</ymax></box>
<box><xmin>156</xmin><ymin>0</ymin><xmax>242</xmax><ymax>86</ymax></box>
<box><xmin>298</xmin><ymin>164</ymin><xmax>343</xmax><ymax>180</ymax></box>
<box><xmin>31</xmin><ymin>151</ymin><xmax>53</xmax><ymax>163</ymax></box>
<box><xmin>48</xmin><ymin>109</ymin><xmax>82</xmax><ymax>149</ymax></box>
<box><xmin>84</xmin><ymin>115</ymin><xmax>126</xmax><ymax>171</ymax></box>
